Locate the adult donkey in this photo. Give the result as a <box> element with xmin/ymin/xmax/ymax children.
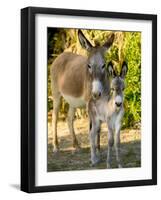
<box><xmin>51</xmin><ymin>30</ymin><xmax>114</xmax><ymax>153</ymax></box>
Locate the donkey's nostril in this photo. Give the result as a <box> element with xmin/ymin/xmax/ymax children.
<box><xmin>115</xmin><ymin>102</ymin><xmax>122</xmax><ymax>107</ymax></box>
<box><xmin>92</xmin><ymin>92</ymin><xmax>101</xmax><ymax>99</ymax></box>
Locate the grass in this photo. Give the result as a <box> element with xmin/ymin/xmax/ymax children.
<box><xmin>47</xmin><ymin>118</ymin><xmax>141</xmax><ymax>172</ymax></box>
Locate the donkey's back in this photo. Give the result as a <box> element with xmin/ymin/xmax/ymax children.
<box><xmin>51</xmin><ymin>52</ymin><xmax>88</xmax><ymax>78</ymax></box>
<box><xmin>51</xmin><ymin>52</ymin><xmax>89</xmax><ymax>99</ymax></box>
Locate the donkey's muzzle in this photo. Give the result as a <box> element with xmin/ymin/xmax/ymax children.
<box><xmin>92</xmin><ymin>92</ymin><xmax>102</xmax><ymax>100</ymax></box>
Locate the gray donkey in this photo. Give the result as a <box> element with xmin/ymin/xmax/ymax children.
<box><xmin>88</xmin><ymin>61</ymin><xmax>128</xmax><ymax>168</ymax></box>
<box><xmin>51</xmin><ymin>30</ymin><xmax>114</xmax><ymax>153</ymax></box>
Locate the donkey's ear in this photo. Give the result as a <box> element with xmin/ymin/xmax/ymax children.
<box><xmin>120</xmin><ymin>61</ymin><xmax>128</xmax><ymax>78</ymax></box>
<box><xmin>103</xmin><ymin>33</ymin><xmax>115</xmax><ymax>49</ymax></box>
<box><xmin>78</xmin><ymin>30</ymin><xmax>93</xmax><ymax>51</ymax></box>
<box><xmin>108</xmin><ymin>62</ymin><xmax>116</xmax><ymax>77</ymax></box>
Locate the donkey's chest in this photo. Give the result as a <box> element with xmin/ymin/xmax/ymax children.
<box><xmin>95</xmin><ymin>102</ymin><xmax>123</xmax><ymax>125</ymax></box>
<box><xmin>62</xmin><ymin>94</ymin><xmax>86</xmax><ymax>108</ymax></box>
<box><xmin>95</xmin><ymin>103</ymin><xmax>107</xmax><ymax>122</ymax></box>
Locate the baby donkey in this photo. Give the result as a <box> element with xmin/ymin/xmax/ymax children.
<box><xmin>89</xmin><ymin>61</ymin><xmax>128</xmax><ymax>168</ymax></box>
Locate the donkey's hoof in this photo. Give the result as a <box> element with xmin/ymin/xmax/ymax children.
<box><xmin>53</xmin><ymin>147</ymin><xmax>59</xmax><ymax>155</ymax></box>
<box><xmin>73</xmin><ymin>142</ymin><xmax>81</xmax><ymax>151</ymax></box>
<box><xmin>107</xmin><ymin>162</ymin><xmax>111</xmax><ymax>169</ymax></box>
<box><xmin>118</xmin><ymin>164</ymin><xmax>123</xmax><ymax>168</ymax></box>
<box><xmin>91</xmin><ymin>157</ymin><xmax>101</xmax><ymax>167</ymax></box>
<box><xmin>71</xmin><ymin>145</ymin><xmax>81</xmax><ymax>154</ymax></box>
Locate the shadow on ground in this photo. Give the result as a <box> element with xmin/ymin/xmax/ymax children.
<box><xmin>9</xmin><ymin>184</ymin><xmax>20</xmax><ymax>191</ymax></box>
<box><xmin>47</xmin><ymin>126</ymin><xmax>141</xmax><ymax>172</ymax></box>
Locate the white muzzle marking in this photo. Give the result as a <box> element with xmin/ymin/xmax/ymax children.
<box><xmin>92</xmin><ymin>80</ymin><xmax>103</xmax><ymax>95</ymax></box>
<box><xmin>115</xmin><ymin>95</ymin><xmax>122</xmax><ymax>104</ymax></box>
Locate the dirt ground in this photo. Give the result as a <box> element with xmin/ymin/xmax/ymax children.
<box><xmin>47</xmin><ymin>118</ymin><xmax>141</xmax><ymax>172</ymax></box>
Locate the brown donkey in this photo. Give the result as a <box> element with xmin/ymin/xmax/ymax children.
<box><xmin>51</xmin><ymin>30</ymin><xmax>114</xmax><ymax>153</ymax></box>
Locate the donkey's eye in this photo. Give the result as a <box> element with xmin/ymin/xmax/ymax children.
<box><xmin>102</xmin><ymin>64</ymin><xmax>106</xmax><ymax>69</ymax></box>
<box><xmin>88</xmin><ymin>64</ymin><xmax>92</xmax><ymax>69</ymax></box>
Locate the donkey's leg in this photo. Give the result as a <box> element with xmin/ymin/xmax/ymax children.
<box><xmin>90</xmin><ymin>117</ymin><xmax>100</xmax><ymax>152</ymax></box>
<box><xmin>115</xmin><ymin>126</ymin><xmax>122</xmax><ymax>168</ymax></box>
<box><xmin>67</xmin><ymin>106</ymin><xmax>80</xmax><ymax>150</ymax></box>
<box><xmin>96</xmin><ymin>133</ymin><xmax>100</xmax><ymax>152</ymax></box>
<box><xmin>52</xmin><ymin>94</ymin><xmax>61</xmax><ymax>153</ymax></box>
<box><xmin>90</xmin><ymin>119</ymin><xmax>101</xmax><ymax>166</ymax></box>
<box><xmin>107</xmin><ymin>125</ymin><xmax>114</xmax><ymax>168</ymax></box>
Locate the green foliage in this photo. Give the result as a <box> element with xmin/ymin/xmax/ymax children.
<box><xmin>123</xmin><ymin>32</ymin><xmax>141</xmax><ymax>128</ymax></box>
<box><xmin>48</xmin><ymin>29</ymin><xmax>141</xmax><ymax>128</ymax></box>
